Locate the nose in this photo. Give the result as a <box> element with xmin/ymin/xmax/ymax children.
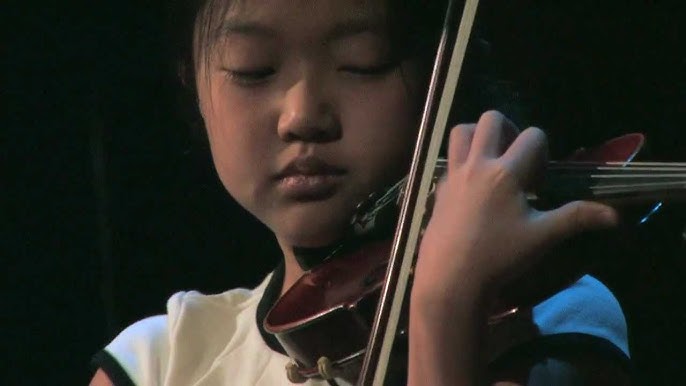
<box><xmin>277</xmin><ymin>77</ymin><xmax>340</xmax><ymax>143</ymax></box>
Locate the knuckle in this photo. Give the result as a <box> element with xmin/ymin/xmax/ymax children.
<box><xmin>480</xmin><ymin>110</ymin><xmax>505</xmax><ymax>124</ymax></box>
<box><xmin>448</xmin><ymin>127</ymin><xmax>461</xmax><ymax>144</ymax></box>
<box><xmin>490</xmin><ymin>161</ymin><xmax>515</xmax><ymax>185</ymax></box>
<box><xmin>452</xmin><ymin>123</ymin><xmax>476</xmax><ymax>137</ymax></box>
<box><xmin>519</xmin><ymin>127</ymin><xmax>549</xmax><ymax>163</ymax></box>
<box><xmin>448</xmin><ymin>124</ymin><xmax>476</xmax><ymax>157</ymax></box>
<box><xmin>432</xmin><ymin>178</ymin><xmax>449</xmax><ymax>203</ymax></box>
<box><xmin>478</xmin><ymin>111</ymin><xmax>519</xmax><ymax>140</ymax></box>
<box><xmin>525</xmin><ymin>126</ymin><xmax>548</xmax><ymax>145</ymax></box>
<box><xmin>570</xmin><ymin>201</ymin><xmax>589</xmax><ymax>229</ymax></box>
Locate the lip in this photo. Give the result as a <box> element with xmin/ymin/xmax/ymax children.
<box><xmin>275</xmin><ymin>156</ymin><xmax>346</xmax><ymax>201</ymax></box>
<box><xmin>275</xmin><ymin>156</ymin><xmax>346</xmax><ymax>179</ymax></box>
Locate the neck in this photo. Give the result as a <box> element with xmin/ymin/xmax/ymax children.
<box><xmin>278</xmin><ymin>240</ymin><xmax>306</xmax><ymax>296</ymax></box>
<box><xmin>277</xmin><ymin>238</ymin><xmax>345</xmax><ymax>296</ymax></box>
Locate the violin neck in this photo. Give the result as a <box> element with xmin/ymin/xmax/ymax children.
<box><xmin>536</xmin><ymin>161</ymin><xmax>686</xmax><ymax>204</ymax></box>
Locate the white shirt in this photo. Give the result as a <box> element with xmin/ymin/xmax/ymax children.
<box><xmin>97</xmin><ymin>273</ymin><xmax>629</xmax><ymax>385</ymax></box>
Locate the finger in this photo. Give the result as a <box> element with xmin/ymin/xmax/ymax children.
<box><xmin>447</xmin><ymin>123</ymin><xmax>475</xmax><ymax>166</ymax></box>
<box><xmin>532</xmin><ymin>201</ymin><xmax>619</xmax><ymax>248</ymax></box>
<box><xmin>469</xmin><ymin>110</ymin><xmax>519</xmax><ymax>159</ymax></box>
<box><xmin>500</xmin><ymin>126</ymin><xmax>548</xmax><ymax>191</ymax></box>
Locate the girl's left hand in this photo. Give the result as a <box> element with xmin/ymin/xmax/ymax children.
<box><xmin>413</xmin><ymin>110</ymin><xmax>618</xmax><ymax>310</ymax></box>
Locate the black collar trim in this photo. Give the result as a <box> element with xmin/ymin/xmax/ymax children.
<box><xmin>255</xmin><ymin>262</ymin><xmax>287</xmax><ymax>355</ymax></box>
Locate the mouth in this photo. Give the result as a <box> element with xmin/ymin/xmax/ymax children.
<box><xmin>275</xmin><ymin>156</ymin><xmax>346</xmax><ymax>201</ymax></box>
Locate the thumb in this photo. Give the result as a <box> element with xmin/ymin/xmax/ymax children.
<box><xmin>535</xmin><ymin>200</ymin><xmax>619</xmax><ymax>244</ymax></box>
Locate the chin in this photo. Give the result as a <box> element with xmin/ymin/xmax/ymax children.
<box><xmin>275</xmin><ymin>216</ymin><xmax>350</xmax><ymax>248</ymax></box>
<box><xmin>269</xmin><ymin>199</ymin><xmax>357</xmax><ymax>248</ymax></box>
<box><xmin>280</xmin><ymin>228</ymin><xmax>344</xmax><ymax>248</ymax></box>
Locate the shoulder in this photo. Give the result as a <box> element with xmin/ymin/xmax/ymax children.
<box><xmin>92</xmin><ymin>279</ymin><xmax>270</xmax><ymax>385</ymax></box>
<box><xmin>166</xmin><ymin>287</ymin><xmax>260</xmax><ymax>326</ymax></box>
<box><xmin>489</xmin><ymin>275</ymin><xmax>629</xmax><ymax>376</ymax></box>
<box><xmin>92</xmin><ymin>315</ymin><xmax>168</xmax><ymax>386</ymax></box>
<box><xmin>487</xmin><ymin>276</ymin><xmax>631</xmax><ymax>384</ymax></box>
<box><xmin>531</xmin><ymin>274</ymin><xmax>629</xmax><ymax>358</ymax></box>
<box><xmin>162</xmin><ymin>287</ymin><xmax>263</xmax><ymax>351</ymax></box>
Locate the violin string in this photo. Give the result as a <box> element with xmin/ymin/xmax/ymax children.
<box><xmin>437</xmin><ymin>159</ymin><xmax>686</xmax><ymax>171</ymax></box>
<box><xmin>552</xmin><ymin>168</ymin><xmax>686</xmax><ymax>173</ymax></box>
<box><xmin>589</xmin><ymin>181</ymin><xmax>686</xmax><ymax>191</ymax></box>
<box><xmin>363</xmin><ymin>178</ymin><xmax>407</xmax><ymax>219</ymax></box>
<box><xmin>548</xmin><ymin>161</ymin><xmax>686</xmax><ymax>167</ymax></box>
<box><xmin>558</xmin><ymin>174</ymin><xmax>686</xmax><ymax>179</ymax></box>
<box><xmin>548</xmin><ymin>167</ymin><xmax>686</xmax><ymax>173</ymax></box>
<box><xmin>590</xmin><ymin>187</ymin><xmax>686</xmax><ymax>198</ymax></box>
<box><xmin>549</xmin><ymin>166</ymin><xmax>686</xmax><ymax>173</ymax></box>
<box><xmin>553</xmin><ymin>177</ymin><xmax>685</xmax><ymax>191</ymax></box>
<box><xmin>437</xmin><ymin>159</ymin><xmax>686</xmax><ymax>167</ymax></box>
<box><xmin>433</xmin><ymin>159</ymin><xmax>685</xmax><ymax>201</ymax></box>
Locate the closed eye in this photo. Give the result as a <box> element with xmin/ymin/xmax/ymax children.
<box><xmin>339</xmin><ymin>61</ymin><xmax>397</xmax><ymax>76</ymax></box>
<box><xmin>224</xmin><ymin>67</ymin><xmax>275</xmax><ymax>85</ymax></box>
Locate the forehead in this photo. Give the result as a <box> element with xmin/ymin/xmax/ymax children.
<box><xmin>215</xmin><ymin>0</ymin><xmax>388</xmax><ymax>41</ymax></box>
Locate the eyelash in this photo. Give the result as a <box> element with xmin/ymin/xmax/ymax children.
<box><xmin>339</xmin><ymin>62</ymin><xmax>396</xmax><ymax>76</ymax></box>
<box><xmin>224</xmin><ymin>68</ymin><xmax>275</xmax><ymax>86</ymax></box>
<box><xmin>223</xmin><ymin>61</ymin><xmax>397</xmax><ymax>86</ymax></box>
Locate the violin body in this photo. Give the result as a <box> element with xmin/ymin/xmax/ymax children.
<box><xmin>264</xmin><ymin>239</ymin><xmax>392</xmax><ymax>382</ymax></box>
<box><xmin>263</xmin><ymin>133</ymin><xmax>666</xmax><ymax>383</ymax></box>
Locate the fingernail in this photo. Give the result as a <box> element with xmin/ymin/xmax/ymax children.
<box><xmin>601</xmin><ymin>209</ymin><xmax>619</xmax><ymax>226</ymax></box>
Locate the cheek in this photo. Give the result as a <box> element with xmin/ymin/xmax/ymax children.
<box><xmin>201</xmin><ymin>85</ymin><xmax>274</xmax><ymax>204</ymax></box>
<box><xmin>340</xmin><ymin>79</ymin><xmax>420</xmax><ymax>167</ymax></box>
<box><xmin>205</xmin><ymin>120</ymin><xmax>249</xmax><ymax>198</ymax></box>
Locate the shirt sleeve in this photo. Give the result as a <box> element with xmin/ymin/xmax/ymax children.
<box><xmin>532</xmin><ymin>275</ymin><xmax>629</xmax><ymax>358</ymax></box>
<box><xmin>489</xmin><ymin>274</ymin><xmax>631</xmax><ymax>374</ymax></box>
<box><xmin>91</xmin><ymin>315</ymin><xmax>169</xmax><ymax>386</ymax></box>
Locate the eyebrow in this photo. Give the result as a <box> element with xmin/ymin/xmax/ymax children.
<box><xmin>217</xmin><ymin>17</ymin><xmax>386</xmax><ymax>43</ymax></box>
<box><xmin>325</xmin><ymin>18</ymin><xmax>386</xmax><ymax>42</ymax></box>
<box><xmin>217</xmin><ymin>20</ymin><xmax>277</xmax><ymax>38</ymax></box>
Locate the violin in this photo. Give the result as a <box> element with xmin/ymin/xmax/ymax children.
<box><xmin>264</xmin><ymin>133</ymin><xmax>686</xmax><ymax>384</ymax></box>
<box><xmin>264</xmin><ymin>0</ymin><xmax>686</xmax><ymax>384</ymax></box>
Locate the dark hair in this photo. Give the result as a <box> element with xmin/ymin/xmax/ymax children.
<box><xmin>170</xmin><ymin>1</ymin><xmax>447</xmax><ymax>92</ymax></box>
<box><xmin>165</xmin><ymin>0</ymin><xmax>525</xmax><ymax>144</ymax></box>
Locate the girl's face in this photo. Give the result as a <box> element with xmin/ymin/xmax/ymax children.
<box><xmin>197</xmin><ymin>0</ymin><xmax>425</xmax><ymax>247</ymax></box>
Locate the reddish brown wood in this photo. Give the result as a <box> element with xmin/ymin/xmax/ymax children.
<box><xmin>263</xmin><ymin>133</ymin><xmax>681</xmax><ymax>382</ymax></box>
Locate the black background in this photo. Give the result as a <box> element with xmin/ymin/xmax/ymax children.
<box><xmin>5</xmin><ymin>1</ymin><xmax>685</xmax><ymax>385</ymax></box>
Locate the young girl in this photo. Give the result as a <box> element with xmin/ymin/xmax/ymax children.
<box><xmin>90</xmin><ymin>0</ymin><xmax>630</xmax><ymax>384</ymax></box>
